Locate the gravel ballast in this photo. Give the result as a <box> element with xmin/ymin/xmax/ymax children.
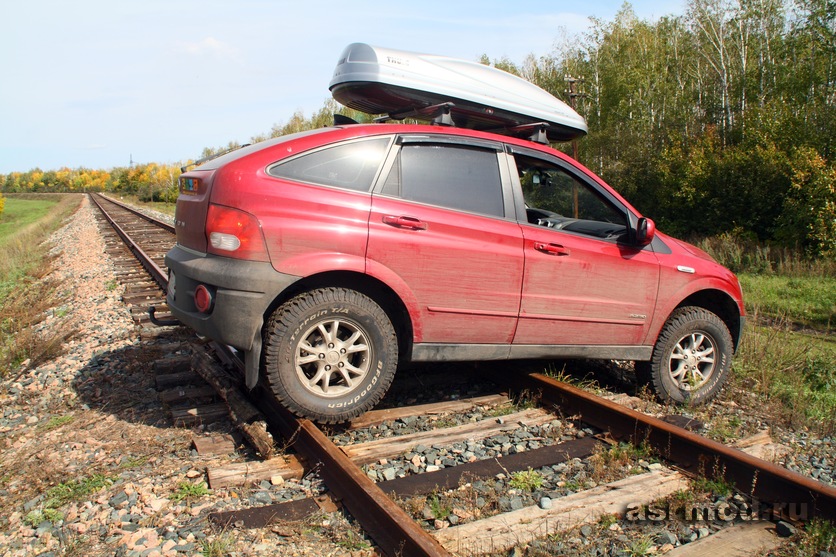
<box><xmin>0</xmin><ymin>198</ymin><xmax>368</xmax><ymax>557</ymax></box>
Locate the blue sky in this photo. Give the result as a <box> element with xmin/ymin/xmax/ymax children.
<box><xmin>0</xmin><ymin>1</ymin><xmax>683</xmax><ymax>173</ymax></box>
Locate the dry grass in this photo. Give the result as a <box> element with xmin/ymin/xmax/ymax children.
<box><xmin>0</xmin><ymin>277</ymin><xmax>81</xmax><ymax>376</ymax></box>
<box><xmin>0</xmin><ymin>194</ymin><xmax>82</xmax><ymax>376</ymax></box>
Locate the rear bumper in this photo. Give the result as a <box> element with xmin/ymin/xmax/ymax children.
<box><xmin>164</xmin><ymin>245</ymin><xmax>300</xmax><ymax>351</ymax></box>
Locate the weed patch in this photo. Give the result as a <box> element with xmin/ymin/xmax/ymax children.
<box><xmin>200</xmin><ymin>533</ymin><xmax>234</xmax><ymax>557</ymax></box>
<box><xmin>509</xmin><ymin>468</ymin><xmax>545</xmax><ymax>491</ymax></box>
<box><xmin>588</xmin><ymin>442</ymin><xmax>655</xmax><ymax>484</ymax></box>
<box><xmin>39</xmin><ymin>414</ymin><xmax>74</xmax><ymax>431</ymax></box>
<box><xmin>43</xmin><ymin>474</ymin><xmax>115</xmax><ymax>509</ymax></box>
<box><xmin>171</xmin><ymin>481</ymin><xmax>210</xmax><ymax>502</ymax></box>
<box><xmin>427</xmin><ymin>493</ymin><xmax>452</xmax><ymax>520</ymax></box>
<box><xmin>24</xmin><ymin>508</ymin><xmax>64</xmax><ymax>527</ymax></box>
<box><xmin>692</xmin><ymin>475</ymin><xmax>735</xmax><ymax>498</ymax></box>
<box><xmin>772</xmin><ymin>517</ymin><xmax>836</xmax><ymax>557</ymax></box>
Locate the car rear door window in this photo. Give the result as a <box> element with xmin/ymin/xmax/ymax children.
<box><xmin>382</xmin><ymin>143</ymin><xmax>504</xmax><ymax>217</ymax></box>
<box><xmin>268</xmin><ymin>137</ymin><xmax>391</xmax><ymax>192</ymax></box>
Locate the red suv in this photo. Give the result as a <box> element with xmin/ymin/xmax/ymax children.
<box><xmin>165</xmin><ymin>122</ymin><xmax>744</xmax><ymax>422</ymax></box>
<box><xmin>166</xmin><ymin>44</ymin><xmax>743</xmax><ymax>422</ymax></box>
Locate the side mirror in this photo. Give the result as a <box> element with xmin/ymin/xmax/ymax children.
<box><xmin>636</xmin><ymin>217</ymin><xmax>656</xmax><ymax>246</ymax></box>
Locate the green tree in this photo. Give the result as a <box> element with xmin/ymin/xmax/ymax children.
<box><xmin>778</xmin><ymin>147</ymin><xmax>836</xmax><ymax>256</ymax></box>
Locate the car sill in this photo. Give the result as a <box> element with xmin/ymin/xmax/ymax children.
<box><xmin>411</xmin><ymin>344</ymin><xmax>653</xmax><ymax>362</ymax></box>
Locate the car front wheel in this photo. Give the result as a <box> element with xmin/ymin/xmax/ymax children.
<box><xmin>638</xmin><ymin>306</ymin><xmax>733</xmax><ymax>404</ymax></box>
<box><xmin>262</xmin><ymin>287</ymin><xmax>398</xmax><ymax>423</ymax></box>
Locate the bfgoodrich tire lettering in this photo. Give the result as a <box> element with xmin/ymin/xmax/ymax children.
<box><xmin>639</xmin><ymin>306</ymin><xmax>733</xmax><ymax>405</ymax></box>
<box><xmin>263</xmin><ymin>287</ymin><xmax>397</xmax><ymax>423</ymax></box>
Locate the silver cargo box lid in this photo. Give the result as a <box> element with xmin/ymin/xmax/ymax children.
<box><xmin>329</xmin><ymin>43</ymin><xmax>587</xmax><ymax>142</ymax></box>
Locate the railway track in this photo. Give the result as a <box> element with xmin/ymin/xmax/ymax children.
<box><xmin>89</xmin><ymin>192</ymin><xmax>836</xmax><ymax>556</ymax></box>
<box><xmin>90</xmin><ymin>193</ymin><xmax>173</xmax><ymax>329</ymax></box>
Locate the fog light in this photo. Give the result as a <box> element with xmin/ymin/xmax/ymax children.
<box><xmin>194</xmin><ymin>284</ymin><xmax>214</xmax><ymax>313</ymax></box>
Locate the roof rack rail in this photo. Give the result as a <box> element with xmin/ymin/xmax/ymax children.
<box><xmin>375</xmin><ymin>102</ymin><xmax>456</xmax><ymax>127</ymax></box>
<box><xmin>505</xmin><ymin>122</ymin><xmax>551</xmax><ymax>145</ymax></box>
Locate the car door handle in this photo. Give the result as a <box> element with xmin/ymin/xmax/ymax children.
<box><xmin>382</xmin><ymin>215</ymin><xmax>427</xmax><ymax>230</ymax></box>
<box><xmin>534</xmin><ymin>242</ymin><xmax>570</xmax><ymax>256</ymax></box>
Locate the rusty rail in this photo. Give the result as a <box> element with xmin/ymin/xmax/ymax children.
<box><xmin>244</xmin><ymin>362</ymin><xmax>452</xmax><ymax>557</ymax></box>
<box><xmin>89</xmin><ymin>193</ymin><xmax>170</xmax><ymax>290</ymax></box>
<box><xmin>92</xmin><ymin>192</ymin><xmax>176</xmax><ymax>233</ymax></box>
<box><xmin>516</xmin><ymin>371</ymin><xmax>836</xmax><ymax>520</ymax></box>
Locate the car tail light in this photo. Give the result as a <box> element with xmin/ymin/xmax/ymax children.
<box><xmin>194</xmin><ymin>284</ymin><xmax>214</xmax><ymax>313</ymax></box>
<box><xmin>205</xmin><ymin>204</ymin><xmax>269</xmax><ymax>261</ymax></box>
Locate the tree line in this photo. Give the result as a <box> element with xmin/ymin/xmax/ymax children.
<box><xmin>520</xmin><ymin>0</ymin><xmax>834</xmax><ymax>256</ymax></box>
<box><xmin>1</xmin><ymin>0</ymin><xmax>833</xmax><ymax>256</ymax></box>
<box><xmin>0</xmin><ymin>164</ymin><xmax>181</xmax><ymax>203</ymax></box>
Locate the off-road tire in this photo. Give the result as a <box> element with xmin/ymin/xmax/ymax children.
<box><xmin>637</xmin><ymin>306</ymin><xmax>733</xmax><ymax>405</ymax></box>
<box><xmin>262</xmin><ymin>287</ymin><xmax>398</xmax><ymax>423</ymax></box>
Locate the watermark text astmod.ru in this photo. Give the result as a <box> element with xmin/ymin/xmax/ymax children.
<box><xmin>624</xmin><ymin>500</ymin><xmax>808</xmax><ymax>522</ymax></box>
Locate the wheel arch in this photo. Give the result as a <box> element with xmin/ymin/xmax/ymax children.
<box><xmin>263</xmin><ymin>271</ymin><xmax>415</xmax><ymax>365</ymax></box>
<box><xmin>673</xmin><ymin>289</ymin><xmax>743</xmax><ymax>352</ymax></box>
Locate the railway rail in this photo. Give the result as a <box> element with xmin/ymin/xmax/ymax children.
<box><xmin>89</xmin><ymin>192</ymin><xmax>836</xmax><ymax>556</ymax></box>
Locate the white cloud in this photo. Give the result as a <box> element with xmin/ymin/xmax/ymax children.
<box><xmin>180</xmin><ymin>36</ymin><xmax>237</xmax><ymax>58</ymax></box>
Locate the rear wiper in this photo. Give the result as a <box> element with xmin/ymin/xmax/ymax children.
<box><xmin>180</xmin><ymin>144</ymin><xmax>251</xmax><ymax>173</ymax></box>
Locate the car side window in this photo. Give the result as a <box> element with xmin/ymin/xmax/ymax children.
<box><xmin>514</xmin><ymin>153</ymin><xmax>628</xmax><ymax>241</ymax></box>
<box><xmin>381</xmin><ymin>144</ymin><xmax>504</xmax><ymax>217</ymax></box>
<box><xmin>267</xmin><ymin>137</ymin><xmax>390</xmax><ymax>192</ymax></box>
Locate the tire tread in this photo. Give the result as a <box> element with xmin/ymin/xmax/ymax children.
<box><xmin>262</xmin><ymin>287</ymin><xmax>397</xmax><ymax>423</ymax></box>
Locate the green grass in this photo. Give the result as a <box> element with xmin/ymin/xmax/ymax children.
<box><xmin>38</xmin><ymin>414</ymin><xmax>74</xmax><ymax>431</ymax></box>
<box><xmin>598</xmin><ymin>513</ymin><xmax>617</xmax><ymax>529</ymax></box>
<box><xmin>693</xmin><ymin>234</ymin><xmax>836</xmax><ymax>433</ymax></box>
<box><xmin>43</xmin><ymin>474</ymin><xmax>115</xmax><ymax>509</ymax></box>
<box><xmin>740</xmin><ymin>273</ymin><xmax>835</xmax><ymax>331</ymax></box>
<box><xmin>24</xmin><ymin>508</ymin><xmax>64</xmax><ymax>527</ymax></box>
<box><xmin>335</xmin><ymin>530</ymin><xmax>371</xmax><ymax>551</ymax></box>
<box><xmin>118</xmin><ymin>455</ymin><xmax>150</xmax><ymax>470</ymax></box>
<box><xmin>171</xmin><ymin>481</ymin><xmax>210</xmax><ymax>502</ymax></box>
<box><xmin>509</xmin><ymin>468</ymin><xmax>545</xmax><ymax>491</ymax></box>
<box><xmin>774</xmin><ymin>517</ymin><xmax>836</xmax><ymax>557</ymax></box>
<box><xmin>200</xmin><ymin>534</ymin><xmax>234</xmax><ymax>557</ymax></box>
<box><xmin>427</xmin><ymin>494</ymin><xmax>452</xmax><ymax>520</ymax></box>
<box><xmin>0</xmin><ymin>198</ymin><xmax>60</xmax><ymax>246</ymax></box>
<box><xmin>734</xmin><ymin>318</ymin><xmax>836</xmax><ymax>433</ymax></box>
<box><xmin>698</xmin><ymin>232</ymin><xmax>834</xmax><ymax>331</ymax></box>
<box><xmin>692</xmin><ymin>475</ymin><xmax>735</xmax><ymax>498</ymax></box>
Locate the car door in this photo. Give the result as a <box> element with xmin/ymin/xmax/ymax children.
<box><xmin>367</xmin><ymin>135</ymin><xmax>524</xmax><ymax>345</ymax></box>
<box><xmin>508</xmin><ymin>147</ymin><xmax>660</xmax><ymax>347</ymax></box>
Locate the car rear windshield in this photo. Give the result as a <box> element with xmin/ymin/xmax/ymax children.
<box><xmin>195</xmin><ymin>128</ymin><xmax>333</xmax><ymax>171</ymax></box>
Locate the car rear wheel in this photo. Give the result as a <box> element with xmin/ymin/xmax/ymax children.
<box><xmin>262</xmin><ymin>287</ymin><xmax>398</xmax><ymax>423</ymax></box>
<box><xmin>637</xmin><ymin>306</ymin><xmax>733</xmax><ymax>404</ymax></box>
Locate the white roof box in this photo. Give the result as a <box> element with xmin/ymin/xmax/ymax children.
<box><xmin>329</xmin><ymin>43</ymin><xmax>587</xmax><ymax>142</ymax></box>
